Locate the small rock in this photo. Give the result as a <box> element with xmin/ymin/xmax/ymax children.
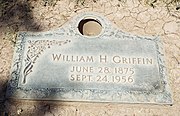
<box><xmin>17</xmin><ymin>109</ymin><xmax>23</xmax><ymax>115</ymax></box>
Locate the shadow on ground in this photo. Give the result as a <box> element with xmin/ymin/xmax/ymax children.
<box><xmin>4</xmin><ymin>100</ymin><xmax>66</xmax><ymax>116</ymax></box>
<box><xmin>0</xmin><ymin>0</ymin><xmax>49</xmax><ymax>115</ymax></box>
<box><xmin>0</xmin><ymin>0</ymin><xmax>41</xmax><ymax>32</ymax></box>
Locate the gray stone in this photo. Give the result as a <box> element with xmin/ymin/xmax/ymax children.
<box><xmin>6</xmin><ymin>12</ymin><xmax>172</xmax><ymax>104</ymax></box>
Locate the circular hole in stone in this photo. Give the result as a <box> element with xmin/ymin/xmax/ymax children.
<box><xmin>78</xmin><ymin>19</ymin><xmax>102</xmax><ymax>36</ymax></box>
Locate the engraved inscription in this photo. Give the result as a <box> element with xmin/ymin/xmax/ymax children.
<box><xmin>51</xmin><ymin>54</ymin><xmax>154</xmax><ymax>84</ymax></box>
<box><xmin>69</xmin><ymin>66</ymin><xmax>135</xmax><ymax>84</ymax></box>
<box><xmin>112</xmin><ymin>56</ymin><xmax>153</xmax><ymax>65</ymax></box>
<box><xmin>52</xmin><ymin>54</ymin><xmax>94</xmax><ymax>62</ymax></box>
<box><xmin>52</xmin><ymin>54</ymin><xmax>153</xmax><ymax>65</ymax></box>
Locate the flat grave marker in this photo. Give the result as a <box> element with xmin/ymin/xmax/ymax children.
<box><xmin>6</xmin><ymin>12</ymin><xmax>172</xmax><ymax>104</ymax></box>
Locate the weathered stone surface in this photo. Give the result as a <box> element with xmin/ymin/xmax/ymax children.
<box><xmin>6</xmin><ymin>12</ymin><xmax>172</xmax><ymax>104</ymax></box>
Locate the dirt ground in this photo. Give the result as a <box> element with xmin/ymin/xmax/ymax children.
<box><xmin>0</xmin><ymin>0</ymin><xmax>180</xmax><ymax>115</ymax></box>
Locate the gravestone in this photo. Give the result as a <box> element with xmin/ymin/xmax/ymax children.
<box><xmin>6</xmin><ymin>12</ymin><xmax>172</xmax><ymax>104</ymax></box>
